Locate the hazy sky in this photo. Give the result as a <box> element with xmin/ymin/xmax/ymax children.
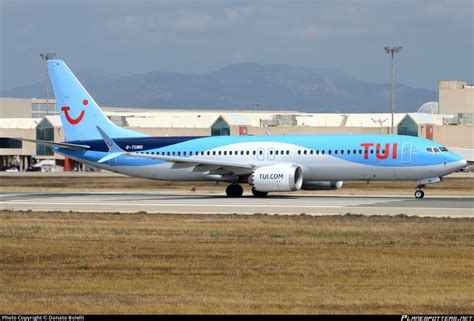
<box><xmin>1</xmin><ymin>0</ymin><xmax>473</xmax><ymax>91</ymax></box>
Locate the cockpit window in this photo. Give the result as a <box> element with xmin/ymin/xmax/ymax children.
<box><xmin>427</xmin><ymin>146</ymin><xmax>448</xmax><ymax>153</ymax></box>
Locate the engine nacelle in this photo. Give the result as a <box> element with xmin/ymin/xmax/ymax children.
<box><xmin>249</xmin><ymin>164</ymin><xmax>303</xmax><ymax>192</ymax></box>
<box><xmin>301</xmin><ymin>181</ymin><xmax>343</xmax><ymax>190</ymax></box>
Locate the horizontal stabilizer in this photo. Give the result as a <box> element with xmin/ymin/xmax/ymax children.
<box><xmin>96</xmin><ymin>126</ymin><xmax>126</xmax><ymax>163</ymax></box>
<box><xmin>98</xmin><ymin>152</ymin><xmax>123</xmax><ymax>163</ymax></box>
<box><xmin>14</xmin><ymin>138</ymin><xmax>90</xmax><ymax>151</ymax></box>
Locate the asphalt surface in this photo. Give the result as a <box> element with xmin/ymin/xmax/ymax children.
<box><xmin>0</xmin><ymin>192</ymin><xmax>472</xmax><ymax>217</ymax></box>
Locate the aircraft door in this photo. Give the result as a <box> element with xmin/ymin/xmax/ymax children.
<box><xmin>257</xmin><ymin>148</ymin><xmax>265</xmax><ymax>161</ymax></box>
<box><xmin>401</xmin><ymin>142</ymin><xmax>412</xmax><ymax>164</ymax></box>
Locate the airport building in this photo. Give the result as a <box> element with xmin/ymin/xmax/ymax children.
<box><xmin>0</xmin><ymin>80</ymin><xmax>472</xmax><ymax>171</ymax></box>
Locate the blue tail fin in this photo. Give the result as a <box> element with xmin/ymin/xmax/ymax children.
<box><xmin>48</xmin><ymin>59</ymin><xmax>148</xmax><ymax>141</ymax></box>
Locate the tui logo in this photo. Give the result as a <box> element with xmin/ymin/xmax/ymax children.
<box><xmin>360</xmin><ymin>143</ymin><xmax>398</xmax><ymax>160</ymax></box>
<box><xmin>61</xmin><ymin>99</ymin><xmax>88</xmax><ymax>125</ymax></box>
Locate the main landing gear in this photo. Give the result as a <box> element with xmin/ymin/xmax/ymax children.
<box><xmin>225</xmin><ymin>184</ymin><xmax>269</xmax><ymax>198</ymax></box>
<box><xmin>251</xmin><ymin>187</ymin><xmax>268</xmax><ymax>198</ymax></box>
<box><xmin>226</xmin><ymin>184</ymin><xmax>243</xmax><ymax>198</ymax></box>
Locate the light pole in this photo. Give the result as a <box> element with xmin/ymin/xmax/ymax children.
<box><xmin>384</xmin><ymin>46</ymin><xmax>402</xmax><ymax>134</ymax></box>
<box><xmin>40</xmin><ymin>52</ymin><xmax>56</xmax><ymax>112</ymax></box>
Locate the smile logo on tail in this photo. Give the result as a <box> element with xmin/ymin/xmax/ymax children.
<box><xmin>61</xmin><ymin>99</ymin><xmax>88</xmax><ymax>125</ymax></box>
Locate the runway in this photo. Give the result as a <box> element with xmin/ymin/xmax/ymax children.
<box><xmin>0</xmin><ymin>192</ymin><xmax>472</xmax><ymax>217</ymax></box>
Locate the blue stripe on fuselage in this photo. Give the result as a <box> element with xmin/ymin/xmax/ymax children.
<box><xmin>63</xmin><ymin>134</ymin><xmax>460</xmax><ymax>168</ymax></box>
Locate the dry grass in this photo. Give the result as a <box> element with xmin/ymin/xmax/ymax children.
<box><xmin>0</xmin><ymin>176</ymin><xmax>473</xmax><ymax>196</ymax></box>
<box><xmin>0</xmin><ymin>211</ymin><xmax>472</xmax><ymax>314</ymax></box>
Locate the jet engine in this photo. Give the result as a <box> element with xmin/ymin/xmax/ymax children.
<box><xmin>301</xmin><ymin>181</ymin><xmax>343</xmax><ymax>190</ymax></box>
<box><xmin>249</xmin><ymin>163</ymin><xmax>303</xmax><ymax>192</ymax></box>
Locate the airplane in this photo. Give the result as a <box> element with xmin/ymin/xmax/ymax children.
<box><xmin>17</xmin><ymin>59</ymin><xmax>467</xmax><ymax>199</ymax></box>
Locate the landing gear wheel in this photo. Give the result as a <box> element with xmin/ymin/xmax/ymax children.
<box><xmin>226</xmin><ymin>184</ymin><xmax>243</xmax><ymax>198</ymax></box>
<box><xmin>251</xmin><ymin>187</ymin><xmax>268</xmax><ymax>198</ymax></box>
<box><xmin>414</xmin><ymin>190</ymin><xmax>424</xmax><ymax>199</ymax></box>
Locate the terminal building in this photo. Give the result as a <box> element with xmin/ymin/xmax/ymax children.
<box><xmin>0</xmin><ymin>80</ymin><xmax>472</xmax><ymax>171</ymax></box>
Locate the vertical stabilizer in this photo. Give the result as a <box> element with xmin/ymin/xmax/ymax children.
<box><xmin>48</xmin><ymin>60</ymin><xmax>148</xmax><ymax>141</ymax></box>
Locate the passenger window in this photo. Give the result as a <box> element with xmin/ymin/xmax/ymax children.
<box><xmin>335</xmin><ymin>150</ymin><xmax>338</xmax><ymax>155</ymax></box>
<box><xmin>218</xmin><ymin>151</ymin><xmax>222</xmax><ymax>155</ymax></box>
<box><xmin>303</xmin><ymin>150</ymin><xmax>307</xmax><ymax>155</ymax></box>
<box><xmin>253</xmin><ymin>151</ymin><xmax>256</xmax><ymax>155</ymax></box>
<box><xmin>177</xmin><ymin>152</ymin><xmax>181</xmax><ymax>156</ymax></box>
<box><xmin>298</xmin><ymin>150</ymin><xmax>301</xmax><ymax>155</ymax></box>
<box><xmin>246</xmin><ymin>151</ymin><xmax>250</xmax><ymax>155</ymax></box>
<box><xmin>322</xmin><ymin>150</ymin><xmax>325</xmax><ymax>155</ymax></box>
<box><xmin>316</xmin><ymin>150</ymin><xmax>319</xmax><ymax>154</ymax></box>
<box><xmin>207</xmin><ymin>151</ymin><xmax>210</xmax><ymax>155</ymax></box>
<box><xmin>275</xmin><ymin>150</ymin><xmax>279</xmax><ymax>155</ymax></box>
<box><xmin>259</xmin><ymin>150</ymin><xmax>263</xmax><ymax>155</ymax></box>
<box><xmin>328</xmin><ymin>150</ymin><xmax>332</xmax><ymax>155</ymax></box>
<box><xmin>241</xmin><ymin>151</ymin><xmax>244</xmax><ymax>155</ymax></box>
<box><xmin>310</xmin><ymin>150</ymin><xmax>313</xmax><ymax>155</ymax></box>
<box><xmin>269</xmin><ymin>150</ymin><xmax>273</xmax><ymax>155</ymax></box>
<box><xmin>172</xmin><ymin>152</ymin><xmax>176</xmax><ymax>156</ymax></box>
<box><xmin>229</xmin><ymin>151</ymin><xmax>233</xmax><ymax>155</ymax></box>
<box><xmin>286</xmin><ymin>151</ymin><xmax>289</xmax><ymax>155</ymax></box>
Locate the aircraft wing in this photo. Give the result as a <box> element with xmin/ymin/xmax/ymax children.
<box><xmin>126</xmin><ymin>151</ymin><xmax>255</xmax><ymax>175</ymax></box>
<box><xmin>95</xmin><ymin>126</ymin><xmax>254</xmax><ymax>176</ymax></box>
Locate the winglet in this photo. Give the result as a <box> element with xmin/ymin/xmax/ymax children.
<box><xmin>96</xmin><ymin>126</ymin><xmax>125</xmax><ymax>163</ymax></box>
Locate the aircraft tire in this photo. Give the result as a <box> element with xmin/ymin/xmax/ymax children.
<box><xmin>226</xmin><ymin>184</ymin><xmax>243</xmax><ymax>198</ymax></box>
<box><xmin>251</xmin><ymin>187</ymin><xmax>268</xmax><ymax>198</ymax></box>
<box><xmin>415</xmin><ymin>190</ymin><xmax>424</xmax><ymax>199</ymax></box>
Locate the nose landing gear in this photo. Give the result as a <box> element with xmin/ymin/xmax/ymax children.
<box><xmin>414</xmin><ymin>177</ymin><xmax>442</xmax><ymax>199</ymax></box>
<box><xmin>414</xmin><ymin>188</ymin><xmax>425</xmax><ymax>199</ymax></box>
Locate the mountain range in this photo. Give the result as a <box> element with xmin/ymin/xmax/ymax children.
<box><xmin>2</xmin><ymin>62</ymin><xmax>436</xmax><ymax>113</ymax></box>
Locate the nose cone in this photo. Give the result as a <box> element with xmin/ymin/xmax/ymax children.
<box><xmin>442</xmin><ymin>151</ymin><xmax>467</xmax><ymax>174</ymax></box>
<box><xmin>448</xmin><ymin>157</ymin><xmax>467</xmax><ymax>172</ymax></box>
